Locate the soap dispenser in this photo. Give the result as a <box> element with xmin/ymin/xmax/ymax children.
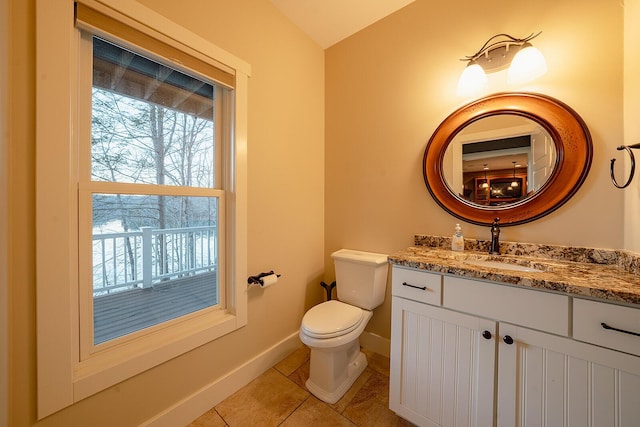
<box><xmin>451</xmin><ymin>223</ymin><xmax>464</xmax><ymax>252</ymax></box>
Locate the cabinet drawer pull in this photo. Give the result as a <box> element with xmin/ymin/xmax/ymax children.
<box><xmin>402</xmin><ymin>282</ymin><xmax>428</xmax><ymax>291</ymax></box>
<box><xmin>482</xmin><ymin>330</ymin><xmax>492</xmax><ymax>340</ymax></box>
<box><xmin>503</xmin><ymin>335</ymin><xmax>514</xmax><ymax>345</ymax></box>
<box><xmin>601</xmin><ymin>322</ymin><xmax>640</xmax><ymax>337</ymax></box>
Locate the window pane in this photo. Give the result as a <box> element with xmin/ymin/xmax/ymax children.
<box><xmin>92</xmin><ymin>194</ymin><xmax>219</xmax><ymax>344</ymax></box>
<box><xmin>92</xmin><ymin>37</ymin><xmax>216</xmax><ymax>188</ymax></box>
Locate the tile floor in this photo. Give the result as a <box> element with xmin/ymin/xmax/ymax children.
<box><xmin>188</xmin><ymin>346</ymin><xmax>415</xmax><ymax>426</ymax></box>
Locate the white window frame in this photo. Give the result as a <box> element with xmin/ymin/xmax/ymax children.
<box><xmin>35</xmin><ymin>0</ymin><xmax>249</xmax><ymax>418</ymax></box>
<box><xmin>77</xmin><ymin>31</ymin><xmax>229</xmax><ymax>356</ymax></box>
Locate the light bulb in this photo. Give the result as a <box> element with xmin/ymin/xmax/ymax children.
<box><xmin>457</xmin><ymin>62</ymin><xmax>488</xmax><ymax>97</ymax></box>
<box><xmin>507</xmin><ymin>44</ymin><xmax>547</xmax><ymax>85</ymax></box>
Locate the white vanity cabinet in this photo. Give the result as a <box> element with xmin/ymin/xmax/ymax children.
<box><xmin>496</xmin><ymin>322</ymin><xmax>640</xmax><ymax>427</ymax></box>
<box><xmin>390</xmin><ymin>296</ymin><xmax>496</xmax><ymax>427</ymax></box>
<box><xmin>389</xmin><ymin>265</ymin><xmax>640</xmax><ymax>427</ymax></box>
<box><xmin>389</xmin><ymin>267</ymin><xmax>497</xmax><ymax>427</ymax></box>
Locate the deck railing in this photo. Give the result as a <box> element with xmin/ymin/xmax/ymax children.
<box><xmin>92</xmin><ymin>225</ymin><xmax>217</xmax><ymax>296</ymax></box>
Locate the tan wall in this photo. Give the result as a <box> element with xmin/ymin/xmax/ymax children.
<box><xmin>625</xmin><ymin>0</ymin><xmax>640</xmax><ymax>251</ymax></box>
<box><xmin>8</xmin><ymin>0</ymin><xmax>324</xmax><ymax>425</ymax></box>
<box><xmin>325</xmin><ymin>0</ymin><xmax>625</xmax><ymax>339</ymax></box>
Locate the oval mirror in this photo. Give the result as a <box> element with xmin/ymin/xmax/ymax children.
<box><xmin>423</xmin><ymin>93</ymin><xmax>592</xmax><ymax>226</ymax></box>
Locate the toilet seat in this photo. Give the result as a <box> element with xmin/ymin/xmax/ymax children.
<box><xmin>301</xmin><ymin>300</ymin><xmax>364</xmax><ymax>339</ymax></box>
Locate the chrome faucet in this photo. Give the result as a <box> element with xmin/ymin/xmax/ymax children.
<box><xmin>489</xmin><ymin>217</ymin><xmax>500</xmax><ymax>254</ymax></box>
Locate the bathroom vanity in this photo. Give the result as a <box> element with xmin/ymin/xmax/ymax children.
<box><xmin>388</xmin><ymin>237</ymin><xmax>640</xmax><ymax>427</ymax></box>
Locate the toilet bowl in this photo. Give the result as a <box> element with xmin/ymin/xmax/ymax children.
<box><xmin>299</xmin><ymin>249</ymin><xmax>388</xmax><ymax>404</ymax></box>
<box><xmin>300</xmin><ymin>300</ymin><xmax>373</xmax><ymax>403</ymax></box>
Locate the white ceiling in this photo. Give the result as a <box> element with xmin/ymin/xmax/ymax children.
<box><xmin>270</xmin><ymin>0</ymin><xmax>416</xmax><ymax>48</ymax></box>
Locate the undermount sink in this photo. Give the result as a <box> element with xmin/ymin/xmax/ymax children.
<box><xmin>464</xmin><ymin>259</ymin><xmax>544</xmax><ymax>273</ymax></box>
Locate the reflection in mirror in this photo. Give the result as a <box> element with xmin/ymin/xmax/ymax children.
<box><xmin>442</xmin><ymin>115</ymin><xmax>555</xmax><ymax>207</ymax></box>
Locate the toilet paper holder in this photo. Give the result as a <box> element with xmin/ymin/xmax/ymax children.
<box><xmin>247</xmin><ymin>270</ymin><xmax>281</xmax><ymax>286</ymax></box>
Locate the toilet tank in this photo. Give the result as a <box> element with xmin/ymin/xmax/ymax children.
<box><xmin>332</xmin><ymin>249</ymin><xmax>389</xmax><ymax>310</ymax></box>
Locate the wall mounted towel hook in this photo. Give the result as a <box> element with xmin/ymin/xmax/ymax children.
<box><xmin>610</xmin><ymin>143</ymin><xmax>640</xmax><ymax>189</ymax></box>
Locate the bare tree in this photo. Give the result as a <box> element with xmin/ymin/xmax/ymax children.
<box><xmin>91</xmin><ymin>88</ymin><xmax>216</xmax><ymax>284</ymax></box>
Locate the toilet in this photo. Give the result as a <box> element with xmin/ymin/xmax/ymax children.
<box><xmin>299</xmin><ymin>249</ymin><xmax>389</xmax><ymax>404</ymax></box>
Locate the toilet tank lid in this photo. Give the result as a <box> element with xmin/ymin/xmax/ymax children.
<box><xmin>331</xmin><ymin>249</ymin><xmax>388</xmax><ymax>266</ymax></box>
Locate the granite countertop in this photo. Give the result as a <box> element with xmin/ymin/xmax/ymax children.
<box><xmin>388</xmin><ymin>235</ymin><xmax>640</xmax><ymax>306</ymax></box>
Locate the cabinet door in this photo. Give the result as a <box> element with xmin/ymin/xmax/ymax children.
<box><xmin>390</xmin><ymin>296</ymin><xmax>496</xmax><ymax>427</ymax></box>
<box><xmin>498</xmin><ymin>323</ymin><xmax>640</xmax><ymax>427</ymax></box>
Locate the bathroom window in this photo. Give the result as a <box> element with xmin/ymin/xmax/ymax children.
<box><xmin>80</xmin><ymin>35</ymin><xmax>227</xmax><ymax>348</ymax></box>
<box><xmin>36</xmin><ymin>1</ymin><xmax>249</xmax><ymax>417</ymax></box>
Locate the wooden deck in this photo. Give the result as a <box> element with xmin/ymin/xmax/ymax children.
<box><xmin>94</xmin><ymin>271</ymin><xmax>217</xmax><ymax>344</ymax></box>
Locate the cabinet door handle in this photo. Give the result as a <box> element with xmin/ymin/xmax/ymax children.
<box><xmin>402</xmin><ymin>282</ymin><xmax>428</xmax><ymax>291</ymax></box>
<box><xmin>601</xmin><ymin>322</ymin><xmax>640</xmax><ymax>337</ymax></box>
<box><xmin>503</xmin><ymin>335</ymin><xmax>514</xmax><ymax>345</ymax></box>
<box><xmin>482</xmin><ymin>330</ymin><xmax>492</xmax><ymax>340</ymax></box>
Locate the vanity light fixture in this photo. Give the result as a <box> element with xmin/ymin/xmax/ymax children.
<box><xmin>457</xmin><ymin>32</ymin><xmax>547</xmax><ymax>97</ymax></box>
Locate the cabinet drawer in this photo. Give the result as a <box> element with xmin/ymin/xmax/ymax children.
<box><xmin>443</xmin><ymin>276</ymin><xmax>569</xmax><ymax>336</ymax></box>
<box><xmin>573</xmin><ymin>299</ymin><xmax>640</xmax><ymax>356</ymax></box>
<box><xmin>391</xmin><ymin>266</ymin><xmax>442</xmax><ymax>305</ymax></box>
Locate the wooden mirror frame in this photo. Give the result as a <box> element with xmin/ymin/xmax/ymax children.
<box><xmin>423</xmin><ymin>93</ymin><xmax>592</xmax><ymax>226</ymax></box>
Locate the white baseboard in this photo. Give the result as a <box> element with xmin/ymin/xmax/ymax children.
<box><xmin>141</xmin><ymin>331</ymin><xmax>302</xmax><ymax>427</ymax></box>
<box><xmin>360</xmin><ymin>330</ymin><xmax>391</xmax><ymax>358</ymax></box>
